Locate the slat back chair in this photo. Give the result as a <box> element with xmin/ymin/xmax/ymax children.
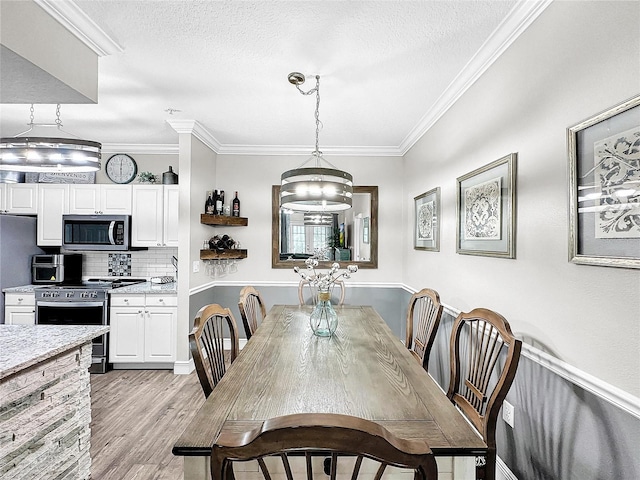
<box><xmin>189</xmin><ymin>304</ymin><xmax>239</xmax><ymax>398</ymax></box>
<box><xmin>446</xmin><ymin>308</ymin><xmax>522</xmax><ymax>480</ymax></box>
<box><xmin>238</xmin><ymin>286</ymin><xmax>267</xmax><ymax>340</ymax></box>
<box><xmin>298</xmin><ymin>279</ymin><xmax>345</xmax><ymax>306</ymax></box>
<box><xmin>405</xmin><ymin>288</ymin><xmax>443</xmax><ymax>372</ymax></box>
<box><xmin>211</xmin><ymin>413</ymin><xmax>438</xmax><ymax>480</ymax></box>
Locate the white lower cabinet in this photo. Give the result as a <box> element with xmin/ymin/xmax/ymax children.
<box><xmin>109</xmin><ymin>293</ymin><xmax>177</xmax><ymax>365</ymax></box>
<box><xmin>4</xmin><ymin>293</ymin><xmax>36</xmax><ymax>325</ymax></box>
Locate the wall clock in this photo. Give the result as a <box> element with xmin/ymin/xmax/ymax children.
<box><xmin>105</xmin><ymin>154</ymin><xmax>138</xmax><ymax>184</ymax></box>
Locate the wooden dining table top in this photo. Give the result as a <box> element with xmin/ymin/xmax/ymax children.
<box><xmin>172</xmin><ymin>304</ymin><xmax>487</xmax><ymax>457</ymax></box>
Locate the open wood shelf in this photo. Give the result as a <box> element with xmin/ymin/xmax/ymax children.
<box><xmin>200</xmin><ymin>249</ymin><xmax>247</xmax><ymax>260</ymax></box>
<box><xmin>200</xmin><ymin>214</ymin><xmax>248</xmax><ymax>226</ymax></box>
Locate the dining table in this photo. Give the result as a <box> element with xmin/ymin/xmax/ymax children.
<box><xmin>173</xmin><ymin>304</ymin><xmax>487</xmax><ymax>480</ymax></box>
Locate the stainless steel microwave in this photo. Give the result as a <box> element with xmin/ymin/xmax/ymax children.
<box><xmin>62</xmin><ymin>215</ymin><xmax>131</xmax><ymax>251</ymax></box>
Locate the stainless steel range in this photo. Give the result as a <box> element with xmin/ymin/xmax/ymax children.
<box><xmin>34</xmin><ymin>278</ymin><xmax>145</xmax><ymax>373</ymax></box>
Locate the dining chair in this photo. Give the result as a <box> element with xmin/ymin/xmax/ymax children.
<box><xmin>210</xmin><ymin>412</ymin><xmax>438</xmax><ymax>480</ymax></box>
<box><xmin>446</xmin><ymin>308</ymin><xmax>522</xmax><ymax>480</ymax></box>
<box><xmin>238</xmin><ymin>286</ymin><xmax>267</xmax><ymax>340</ymax></box>
<box><xmin>298</xmin><ymin>279</ymin><xmax>345</xmax><ymax>306</ymax></box>
<box><xmin>405</xmin><ymin>288</ymin><xmax>443</xmax><ymax>372</ymax></box>
<box><xmin>189</xmin><ymin>304</ymin><xmax>239</xmax><ymax>398</ymax></box>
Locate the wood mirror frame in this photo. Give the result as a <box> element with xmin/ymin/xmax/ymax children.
<box><xmin>272</xmin><ymin>185</ymin><xmax>378</xmax><ymax>269</ymax></box>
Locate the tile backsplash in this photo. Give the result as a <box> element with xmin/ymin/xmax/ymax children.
<box><xmin>82</xmin><ymin>248</ymin><xmax>177</xmax><ymax>279</ymax></box>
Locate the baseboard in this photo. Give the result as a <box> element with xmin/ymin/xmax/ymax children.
<box><xmin>173</xmin><ymin>358</ymin><xmax>195</xmax><ymax>375</ymax></box>
<box><xmin>496</xmin><ymin>456</ymin><xmax>518</xmax><ymax>480</ymax></box>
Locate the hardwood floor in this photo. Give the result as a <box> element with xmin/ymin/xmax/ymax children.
<box><xmin>90</xmin><ymin>369</ymin><xmax>206</xmax><ymax>480</ymax></box>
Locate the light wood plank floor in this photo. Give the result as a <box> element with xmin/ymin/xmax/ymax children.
<box><xmin>90</xmin><ymin>370</ymin><xmax>206</xmax><ymax>480</ymax></box>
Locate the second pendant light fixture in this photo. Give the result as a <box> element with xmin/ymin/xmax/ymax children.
<box><xmin>280</xmin><ymin>72</ymin><xmax>353</xmax><ymax>212</ymax></box>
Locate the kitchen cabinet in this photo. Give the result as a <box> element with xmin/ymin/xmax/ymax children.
<box><xmin>68</xmin><ymin>184</ymin><xmax>132</xmax><ymax>214</ymax></box>
<box><xmin>4</xmin><ymin>293</ymin><xmax>36</xmax><ymax>325</ymax></box>
<box><xmin>37</xmin><ymin>184</ymin><xmax>69</xmax><ymax>246</ymax></box>
<box><xmin>0</xmin><ymin>183</ymin><xmax>38</xmax><ymax>214</ymax></box>
<box><xmin>131</xmin><ymin>185</ymin><xmax>178</xmax><ymax>247</ymax></box>
<box><xmin>109</xmin><ymin>293</ymin><xmax>177</xmax><ymax>365</ymax></box>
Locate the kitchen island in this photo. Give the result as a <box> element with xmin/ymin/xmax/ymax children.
<box><xmin>0</xmin><ymin>324</ymin><xmax>109</xmax><ymax>480</ymax></box>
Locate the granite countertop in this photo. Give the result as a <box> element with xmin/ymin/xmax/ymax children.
<box><xmin>3</xmin><ymin>285</ymin><xmax>39</xmax><ymax>294</ymax></box>
<box><xmin>4</xmin><ymin>282</ymin><xmax>178</xmax><ymax>295</ymax></box>
<box><xmin>108</xmin><ymin>281</ymin><xmax>177</xmax><ymax>294</ymax></box>
<box><xmin>0</xmin><ymin>325</ymin><xmax>110</xmax><ymax>380</ymax></box>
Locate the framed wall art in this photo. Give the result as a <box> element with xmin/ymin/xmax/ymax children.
<box><xmin>568</xmin><ymin>94</ymin><xmax>640</xmax><ymax>269</ymax></box>
<box><xmin>456</xmin><ymin>153</ymin><xmax>517</xmax><ymax>258</ymax></box>
<box><xmin>414</xmin><ymin>187</ymin><xmax>440</xmax><ymax>251</ymax></box>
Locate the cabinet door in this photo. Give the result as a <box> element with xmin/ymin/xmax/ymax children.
<box><xmin>131</xmin><ymin>185</ymin><xmax>163</xmax><ymax>247</ymax></box>
<box><xmin>69</xmin><ymin>185</ymin><xmax>100</xmax><ymax>214</ymax></box>
<box><xmin>4</xmin><ymin>184</ymin><xmax>38</xmax><ymax>214</ymax></box>
<box><xmin>37</xmin><ymin>184</ymin><xmax>69</xmax><ymax>246</ymax></box>
<box><xmin>101</xmin><ymin>185</ymin><xmax>132</xmax><ymax>214</ymax></box>
<box><xmin>5</xmin><ymin>306</ymin><xmax>36</xmax><ymax>325</ymax></box>
<box><xmin>109</xmin><ymin>307</ymin><xmax>145</xmax><ymax>362</ymax></box>
<box><xmin>163</xmin><ymin>185</ymin><xmax>179</xmax><ymax>247</ymax></box>
<box><xmin>144</xmin><ymin>306</ymin><xmax>177</xmax><ymax>362</ymax></box>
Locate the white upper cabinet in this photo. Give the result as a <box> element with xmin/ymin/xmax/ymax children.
<box><xmin>0</xmin><ymin>184</ymin><xmax>38</xmax><ymax>214</ymax></box>
<box><xmin>69</xmin><ymin>184</ymin><xmax>132</xmax><ymax>215</ymax></box>
<box><xmin>131</xmin><ymin>185</ymin><xmax>178</xmax><ymax>247</ymax></box>
<box><xmin>37</xmin><ymin>184</ymin><xmax>69</xmax><ymax>246</ymax></box>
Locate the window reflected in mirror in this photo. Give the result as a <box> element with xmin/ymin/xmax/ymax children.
<box><xmin>272</xmin><ymin>185</ymin><xmax>378</xmax><ymax>269</ymax></box>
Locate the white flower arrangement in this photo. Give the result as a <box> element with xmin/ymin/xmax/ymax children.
<box><xmin>294</xmin><ymin>258</ymin><xmax>358</xmax><ymax>291</ymax></box>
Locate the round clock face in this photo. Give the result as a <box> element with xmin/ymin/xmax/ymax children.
<box><xmin>106</xmin><ymin>154</ymin><xmax>137</xmax><ymax>184</ymax></box>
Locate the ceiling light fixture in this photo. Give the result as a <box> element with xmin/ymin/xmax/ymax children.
<box><xmin>0</xmin><ymin>104</ymin><xmax>101</xmax><ymax>173</ymax></box>
<box><xmin>280</xmin><ymin>73</ymin><xmax>353</xmax><ymax>212</ymax></box>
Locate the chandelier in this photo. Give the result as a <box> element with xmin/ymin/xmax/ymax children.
<box><xmin>0</xmin><ymin>105</ymin><xmax>101</xmax><ymax>173</ymax></box>
<box><xmin>280</xmin><ymin>73</ymin><xmax>353</xmax><ymax>212</ymax></box>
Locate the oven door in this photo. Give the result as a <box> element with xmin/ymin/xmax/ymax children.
<box><xmin>36</xmin><ymin>301</ymin><xmax>108</xmax><ymax>356</ymax></box>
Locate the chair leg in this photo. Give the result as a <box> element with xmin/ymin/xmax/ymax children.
<box><xmin>479</xmin><ymin>449</ymin><xmax>496</xmax><ymax>480</ymax></box>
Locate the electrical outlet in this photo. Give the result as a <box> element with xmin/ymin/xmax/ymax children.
<box><xmin>192</xmin><ymin>260</ymin><xmax>200</xmax><ymax>273</ymax></box>
<box><xmin>502</xmin><ymin>400</ymin><xmax>515</xmax><ymax>428</ymax></box>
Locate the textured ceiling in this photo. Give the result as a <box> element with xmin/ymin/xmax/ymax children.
<box><xmin>0</xmin><ymin>0</ymin><xmax>542</xmax><ymax>155</ymax></box>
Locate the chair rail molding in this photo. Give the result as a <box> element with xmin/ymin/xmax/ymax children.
<box><xmin>440</xmin><ymin>303</ymin><xmax>640</xmax><ymax>421</ymax></box>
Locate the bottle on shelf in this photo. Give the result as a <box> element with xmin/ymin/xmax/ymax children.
<box><xmin>213</xmin><ymin>190</ymin><xmax>219</xmax><ymax>215</ymax></box>
<box><xmin>217</xmin><ymin>190</ymin><xmax>225</xmax><ymax>215</ymax></box>
<box><xmin>205</xmin><ymin>191</ymin><xmax>214</xmax><ymax>215</ymax></box>
<box><xmin>232</xmin><ymin>191</ymin><xmax>240</xmax><ymax>217</ymax></box>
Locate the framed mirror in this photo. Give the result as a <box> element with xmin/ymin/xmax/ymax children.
<box><xmin>272</xmin><ymin>185</ymin><xmax>378</xmax><ymax>269</ymax></box>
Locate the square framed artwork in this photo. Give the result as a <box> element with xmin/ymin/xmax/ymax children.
<box><xmin>414</xmin><ymin>187</ymin><xmax>440</xmax><ymax>251</ymax></box>
<box><xmin>456</xmin><ymin>153</ymin><xmax>517</xmax><ymax>258</ymax></box>
<box><xmin>568</xmin><ymin>94</ymin><xmax>640</xmax><ymax>269</ymax></box>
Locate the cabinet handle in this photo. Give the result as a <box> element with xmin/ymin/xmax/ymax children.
<box><xmin>124</xmin><ymin>298</ymin><xmax>129</xmax><ymax>302</ymax></box>
<box><xmin>18</xmin><ymin>298</ymin><xmax>23</xmax><ymax>302</ymax></box>
<box><xmin>159</xmin><ymin>299</ymin><xmax>164</xmax><ymax>302</ymax></box>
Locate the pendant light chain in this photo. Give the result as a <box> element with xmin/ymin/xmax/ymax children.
<box><xmin>314</xmin><ymin>75</ymin><xmax>321</xmax><ymax>160</ymax></box>
<box><xmin>55</xmin><ymin>104</ymin><xmax>63</xmax><ymax>128</ymax></box>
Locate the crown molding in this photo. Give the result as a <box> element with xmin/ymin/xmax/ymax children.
<box><xmin>216</xmin><ymin>144</ymin><xmax>403</xmax><ymax>157</ymax></box>
<box><xmin>101</xmin><ymin>144</ymin><xmax>179</xmax><ymax>155</ymax></box>
<box><xmin>166</xmin><ymin>119</ymin><xmax>223</xmax><ymax>153</ymax></box>
<box><xmin>34</xmin><ymin>0</ymin><xmax>123</xmax><ymax>56</ymax></box>
<box><xmin>398</xmin><ymin>0</ymin><xmax>553</xmax><ymax>155</ymax></box>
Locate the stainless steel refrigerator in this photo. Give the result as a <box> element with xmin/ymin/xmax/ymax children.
<box><xmin>0</xmin><ymin>215</ymin><xmax>44</xmax><ymax>323</ymax></box>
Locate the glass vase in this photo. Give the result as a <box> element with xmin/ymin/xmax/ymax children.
<box><xmin>309</xmin><ymin>289</ymin><xmax>338</xmax><ymax>337</ymax></box>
